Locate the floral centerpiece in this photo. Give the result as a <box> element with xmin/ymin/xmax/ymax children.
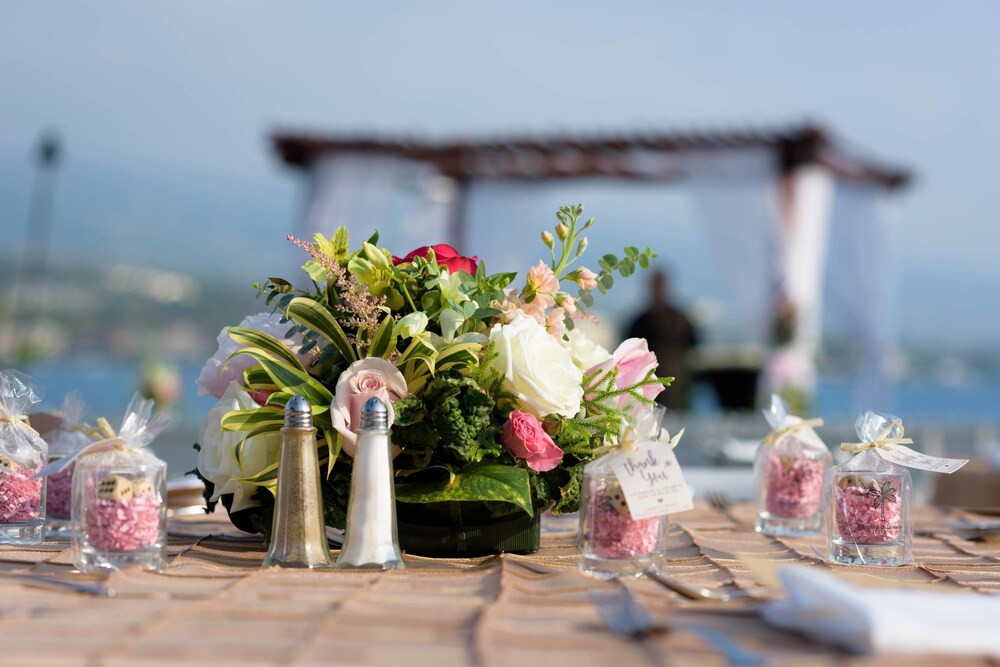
<box><xmin>194</xmin><ymin>204</ymin><xmax>670</xmax><ymax>555</ymax></box>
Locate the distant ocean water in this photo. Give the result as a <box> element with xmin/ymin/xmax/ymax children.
<box><xmin>19</xmin><ymin>358</ymin><xmax>1000</xmax><ymax>479</ymax></box>
<box><xmin>24</xmin><ymin>358</ymin><xmax>1000</xmax><ymax>425</ymax></box>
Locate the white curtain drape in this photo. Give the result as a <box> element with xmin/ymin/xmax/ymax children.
<box><xmin>684</xmin><ymin>148</ymin><xmax>780</xmax><ymax>343</ymax></box>
<box><xmin>825</xmin><ymin>182</ymin><xmax>897</xmax><ymax>410</ymax></box>
<box><xmin>298</xmin><ymin>153</ymin><xmax>453</xmax><ymax>259</ymax></box>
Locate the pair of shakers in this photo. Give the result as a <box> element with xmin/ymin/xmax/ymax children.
<box><xmin>263</xmin><ymin>395</ymin><xmax>403</xmax><ymax>570</ymax></box>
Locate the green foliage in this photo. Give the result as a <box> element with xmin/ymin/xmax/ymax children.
<box><xmin>395</xmin><ymin>462</ymin><xmax>534</xmax><ymax>516</ymax></box>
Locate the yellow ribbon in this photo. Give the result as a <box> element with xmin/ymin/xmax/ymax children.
<box><xmin>0</xmin><ymin>414</ymin><xmax>39</xmax><ymax>435</ymax></box>
<box><xmin>762</xmin><ymin>418</ymin><xmax>825</xmax><ymax>446</ymax></box>
<box><xmin>840</xmin><ymin>420</ymin><xmax>912</xmax><ymax>453</ymax></box>
<box><xmin>593</xmin><ymin>423</ymin><xmax>641</xmax><ymax>456</ymax></box>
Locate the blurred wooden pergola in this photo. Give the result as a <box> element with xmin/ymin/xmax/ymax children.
<box><xmin>271</xmin><ymin>123</ymin><xmax>913</xmax><ymax>409</ymax></box>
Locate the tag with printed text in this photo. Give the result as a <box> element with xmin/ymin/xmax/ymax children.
<box><xmin>610</xmin><ymin>442</ymin><xmax>693</xmax><ymax>520</ymax></box>
<box><xmin>877</xmin><ymin>445</ymin><xmax>968</xmax><ymax>474</ymax></box>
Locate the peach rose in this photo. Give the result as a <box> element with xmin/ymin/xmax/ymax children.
<box><xmin>330</xmin><ymin>358</ymin><xmax>409</xmax><ymax>457</ymax></box>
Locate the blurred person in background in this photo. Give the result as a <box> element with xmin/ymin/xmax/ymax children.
<box><xmin>627</xmin><ymin>269</ymin><xmax>699</xmax><ymax>410</ymax></box>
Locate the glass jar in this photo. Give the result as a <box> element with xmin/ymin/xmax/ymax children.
<box><xmin>0</xmin><ymin>371</ymin><xmax>48</xmax><ymax>544</ymax></box>
<box><xmin>754</xmin><ymin>437</ymin><xmax>831</xmax><ymax>536</ymax></box>
<box><xmin>753</xmin><ymin>397</ymin><xmax>831</xmax><ymax>536</ymax></box>
<box><xmin>0</xmin><ymin>446</ymin><xmax>47</xmax><ymax>544</ymax></box>
<box><xmin>72</xmin><ymin>457</ymin><xmax>167</xmax><ymax>572</ymax></box>
<box><xmin>824</xmin><ymin>450</ymin><xmax>912</xmax><ymax>566</ymax></box>
<box><xmin>580</xmin><ymin>459</ymin><xmax>669</xmax><ymax>578</ymax></box>
<box><xmin>42</xmin><ymin>394</ymin><xmax>92</xmax><ymax>533</ymax></box>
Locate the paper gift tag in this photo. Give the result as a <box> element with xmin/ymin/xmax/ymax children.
<box><xmin>877</xmin><ymin>445</ymin><xmax>968</xmax><ymax>474</ymax></box>
<box><xmin>610</xmin><ymin>442</ymin><xmax>693</xmax><ymax>520</ymax></box>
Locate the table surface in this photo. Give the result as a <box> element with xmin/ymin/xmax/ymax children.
<box><xmin>2</xmin><ymin>502</ymin><xmax>999</xmax><ymax>666</ymax></box>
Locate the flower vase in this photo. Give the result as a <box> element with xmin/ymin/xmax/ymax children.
<box><xmin>395</xmin><ymin>501</ymin><xmax>541</xmax><ymax>557</ymax></box>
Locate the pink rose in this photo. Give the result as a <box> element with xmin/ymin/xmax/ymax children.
<box><xmin>501</xmin><ymin>410</ymin><xmax>564</xmax><ymax>472</ymax></box>
<box><xmin>330</xmin><ymin>358</ymin><xmax>410</xmax><ymax>457</ymax></box>
<box><xmin>393</xmin><ymin>244</ymin><xmax>478</xmax><ymax>275</ymax></box>
<box><xmin>588</xmin><ymin>338</ymin><xmax>663</xmax><ymax>404</ymax></box>
<box><xmin>197</xmin><ymin>312</ymin><xmax>316</xmax><ymax>400</ymax></box>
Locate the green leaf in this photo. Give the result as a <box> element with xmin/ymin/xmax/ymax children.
<box><xmin>234</xmin><ymin>423</ymin><xmax>282</xmax><ymax>468</ymax></box>
<box><xmin>332</xmin><ymin>227</ymin><xmax>350</xmax><ymax>262</ymax></box>
<box><xmin>221</xmin><ymin>407</ymin><xmax>285</xmax><ymax>433</ymax></box>
<box><xmin>367</xmin><ymin>315</ymin><xmax>397</xmax><ymax>359</ymax></box>
<box><xmin>228</xmin><ymin>326</ymin><xmax>305</xmax><ymax>371</ymax></box>
<box><xmin>638</xmin><ymin>254</ymin><xmax>650</xmax><ymax>269</ymax></box>
<box><xmin>394</xmin><ymin>462</ymin><xmax>534</xmax><ymax>516</ymax></box>
<box><xmin>618</xmin><ymin>258</ymin><xmax>635</xmax><ymax>278</ymax></box>
<box><xmin>232</xmin><ymin>348</ymin><xmax>334</xmax><ymax>408</ymax></box>
<box><xmin>286</xmin><ymin>297</ymin><xmax>358</xmax><ymax>364</ymax></box>
<box><xmin>234</xmin><ymin>461</ymin><xmax>279</xmax><ymax>489</ymax></box>
<box><xmin>322</xmin><ymin>429</ymin><xmax>341</xmax><ymax>479</ymax></box>
<box><xmin>601</xmin><ymin>253</ymin><xmax>619</xmax><ymax>269</ymax></box>
<box><xmin>244</xmin><ymin>366</ymin><xmax>277</xmax><ymax>391</ymax></box>
<box><xmin>624</xmin><ymin>246</ymin><xmax>640</xmax><ymax>261</ymax></box>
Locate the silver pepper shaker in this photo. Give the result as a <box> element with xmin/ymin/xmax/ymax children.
<box><xmin>262</xmin><ymin>395</ymin><xmax>334</xmax><ymax>569</ymax></box>
<box><xmin>336</xmin><ymin>396</ymin><xmax>404</xmax><ymax>569</ymax></box>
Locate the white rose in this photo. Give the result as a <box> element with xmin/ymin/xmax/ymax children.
<box><xmin>565</xmin><ymin>328</ymin><xmax>612</xmax><ymax>372</ymax></box>
<box><xmin>197</xmin><ymin>382</ymin><xmax>282</xmax><ymax>514</ymax></box>
<box><xmin>488</xmin><ymin>314</ymin><xmax>584</xmax><ymax>419</ymax></box>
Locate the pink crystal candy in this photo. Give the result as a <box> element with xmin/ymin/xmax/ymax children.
<box><xmin>834</xmin><ymin>484</ymin><xmax>902</xmax><ymax>544</ymax></box>
<box><xmin>46</xmin><ymin>463</ymin><xmax>75</xmax><ymax>520</ymax></box>
<box><xmin>589</xmin><ymin>501</ymin><xmax>661</xmax><ymax>559</ymax></box>
<box><xmin>85</xmin><ymin>493</ymin><xmax>161</xmax><ymax>552</ymax></box>
<box><xmin>0</xmin><ymin>471</ymin><xmax>42</xmax><ymax>522</ymax></box>
<box><xmin>763</xmin><ymin>453</ymin><xmax>824</xmax><ymax>518</ymax></box>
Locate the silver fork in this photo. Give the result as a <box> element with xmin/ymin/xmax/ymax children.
<box><xmin>706</xmin><ymin>489</ymin><xmax>733</xmax><ymax>514</ymax></box>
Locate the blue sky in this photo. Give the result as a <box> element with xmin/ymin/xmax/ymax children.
<box><xmin>1</xmin><ymin>1</ymin><xmax>998</xmax><ymax>346</ymax></box>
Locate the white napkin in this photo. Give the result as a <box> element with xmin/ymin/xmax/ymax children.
<box><xmin>762</xmin><ymin>565</ymin><xmax>1000</xmax><ymax>655</ymax></box>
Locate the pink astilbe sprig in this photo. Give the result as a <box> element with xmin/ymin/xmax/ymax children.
<box><xmin>287</xmin><ymin>234</ymin><xmax>386</xmax><ymax>337</ymax></box>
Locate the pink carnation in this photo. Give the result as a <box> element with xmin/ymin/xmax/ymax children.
<box><xmin>501</xmin><ymin>411</ymin><xmax>564</xmax><ymax>472</ymax></box>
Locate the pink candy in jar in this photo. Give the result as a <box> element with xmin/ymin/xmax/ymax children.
<box><xmin>46</xmin><ymin>461</ymin><xmax>75</xmax><ymax>521</ymax></box>
<box><xmin>763</xmin><ymin>453</ymin><xmax>825</xmax><ymax>518</ymax></box>
<box><xmin>84</xmin><ymin>475</ymin><xmax>162</xmax><ymax>552</ymax></box>
<box><xmin>0</xmin><ymin>456</ymin><xmax>42</xmax><ymax>522</ymax></box>
<box><xmin>588</xmin><ymin>481</ymin><xmax>661</xmax><ymax>559</ymax></box>
<box><xmin>834</xmin><ymin>477</ymin><xmax>902</xmax><ymax>544</ymax></box>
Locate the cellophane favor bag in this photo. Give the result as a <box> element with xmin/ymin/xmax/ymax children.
<box><xmin>43</xmin><ymin>392</ymin><xmax>94</xmax><ymax>527</ymax></box>
<box><xmin>753</xmin><ymin>394</ymin><xmax>831</xmax><ymax>536</ymax></box>
<box><xmin>71</xmin><ymin>394</ymin><xmax>170</xmax><ymax>572</ymax></box>
<box><xmin>0</xmin><ymin>370</ymin><xmax>48</xmax><ymax>544</ymax></box>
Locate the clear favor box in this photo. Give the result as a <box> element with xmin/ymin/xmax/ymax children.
<box><xmin>43</xmin><ymin>393</ymin><xmax>93</xmax><ymax>533</ymax></box>
<box><xmin>72</xmin><ymin>396</ymin><xmax>169</xmax><ymax>572</ymax></box>
<box><xmin>823</xmin><ymin>412</ymin><xmax>912</xmax><ymax>566</ymax></box>
<box><xmin>753</xmin><ymin>395</ymin><xmax>831</xmax><ymax>536</ymax></box>
<box><xmin>580</xmin><ymin>407</ymin><xmax>673</xmax><ymax>578</ymax></box>
<box><xmin>0</xmin><ymin>371</ymin><xmax>48</xmax><ymax>544</ymax></box>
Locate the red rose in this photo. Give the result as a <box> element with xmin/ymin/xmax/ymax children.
<box><xmin>501</xmin><ymin>410</ymin><xmax>564</xmax><ymax>472</ymax></box>
<box><xmin>392</xmin><ymin>244</ymin><xmax>478</xmax><ymax>275</ymax></box>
